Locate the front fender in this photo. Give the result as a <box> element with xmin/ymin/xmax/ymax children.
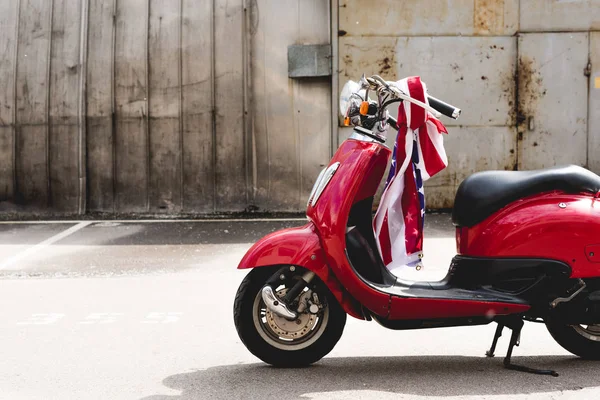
<box><xmin>238</xmin><ymin>223</ymin><xmax>364</xmax><ymax>320</ymax></box>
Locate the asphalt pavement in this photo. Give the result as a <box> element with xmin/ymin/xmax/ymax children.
<box><xmin>0</xmin><ymin>215</ymin><xmax>599</xmax><ymax>400</ymax></box>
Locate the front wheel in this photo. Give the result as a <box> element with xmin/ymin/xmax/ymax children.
<box><xmin>546</xmin><ymin>320</ymin><xmax>600</xmax><ymax>359</ymax></box>
<box><xmin>233</xmin><ymin>267</ymin><xmax>346</xmax><ymax>367</ymax></box>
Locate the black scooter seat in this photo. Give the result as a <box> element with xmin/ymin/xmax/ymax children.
<box><xmin>452</xmin><ymin>165</ymin><xmax>600</xmax><ymax>227</ymax></box>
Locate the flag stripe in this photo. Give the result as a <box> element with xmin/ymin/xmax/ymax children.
<box><xmin>373</xmin><ymin>76</ymin><xmax>449</xmax><ymax>277</ymax></box>
<box><xmin>419</xmin><ymin>126</ymin><xmax>447</xmax><ymax>178</ymax></box>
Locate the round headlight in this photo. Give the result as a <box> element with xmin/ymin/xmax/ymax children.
<box><xmin>339</xmin><ymin>80</ymin><xmax>361</xmax><ymax>117</ymax></box>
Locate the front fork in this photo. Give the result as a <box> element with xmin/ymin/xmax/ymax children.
<box><xmin>261</xmin><ymin>266</ymin><xmax>317</xmax><ymax>320</ymax></box>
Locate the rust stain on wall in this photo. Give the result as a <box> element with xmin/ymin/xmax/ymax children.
<box><xmin>517</xmin><ymin>56</ymin><xmax>545</xmax><ymax>134</ymax></box>
<box><xmin>474</xmin><ymin>0</ymin><xmax>505</xmax><ymax>35</ymax></box>
<box><xmin>376</xmin><ymin>46</ymin><xmax>397</xmax><ymax>80</ymax></box>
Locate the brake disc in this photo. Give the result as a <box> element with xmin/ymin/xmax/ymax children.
<box><xmin>265</xmin><ymin>288</ymin><xmax>317</xmax><ymax>340</ymax></box>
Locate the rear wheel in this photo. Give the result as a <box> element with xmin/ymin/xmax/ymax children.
<box><xmin>233</xmin><ymin>267</ymin><xmax>346</xmax><ymax>367</ymax></box>
<box><xmin>546</xmin><ymin>320</ymin><xmax>600</xmax><ymax>359</ymax></box>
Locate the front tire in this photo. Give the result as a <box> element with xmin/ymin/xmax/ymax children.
<box><xmin>233</xmin><ymin>267</ymin><xmax>346</xmax><ymax>367</ymax></box>
<box><xmin>546</xmin><ymin>320</ymin><xmax>600</xmax><ymax>359</ymax></box>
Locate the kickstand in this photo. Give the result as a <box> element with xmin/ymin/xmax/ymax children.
<box><xmin>485</xmin><ymin>323</ymin><xmax>504</xmax><ymax>357</ymax></box>
<box><xmin>502</xmin><ymin>318</ymin><xmax>559</xmax><ymax>377</ymax></box>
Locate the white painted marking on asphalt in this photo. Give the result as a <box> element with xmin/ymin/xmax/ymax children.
<box><xmin>141</xmin><ymin>312</ymin><xmax>183</xmax><ymax>324</ymax></box>
<box><xmin>0</xmin><ymin>221</ymin><xmax>92</xmax><ymax>270</ymax></box>
<box><xmin>78</xmin><ymin>313</ymin><xmax>125</xmax><ymax>325</ymax></box>
<box><xmin>16</xmin><ymin>313</ymin><xmax>65</xmax><ymax>325</ymax></box>
<box><xmin>0</xmin><ymin>218</ymin><xmax>306</xmax><ymax>224</ymax></box>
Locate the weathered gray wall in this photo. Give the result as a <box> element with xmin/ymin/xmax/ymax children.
<box><xmin>338</xmin><ymin>0</ymin><xmax>600</xmax><ymax>208</ymax></box>
<box><xmin>0</xmin><ymin>0</ymin><xmax>331</xmax><ymax>215</ymax></box>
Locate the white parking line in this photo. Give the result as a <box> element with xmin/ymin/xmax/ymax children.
<box><xmin>16</xmin><ymin>313</ymin><xmax>65</xmax><ymax>325</ymax></box>
<box><xmin>0</xmin><ymin>221</ymin><xmax>92</xmax><ymax>270</ymax></box>
<box><xmin>141</xmin><ymin>312</ymin><xmax>184</xmax><ymax>324</ymax></box>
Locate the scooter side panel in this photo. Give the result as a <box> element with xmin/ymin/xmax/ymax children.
<box><xmin>307</xmin><ymin>139</ymin><xmax>393</xmax><ymax>317</ymax></box>
<box><xmin>389</xmin><ymin>297</ymin><xmax>530</xmax><ymax>320</ymax></box>
<box><xmin>460</xmin><ymin>192</ymin><xmax>600</xmax><ymax>278</ymax></box>
<box><xmin>237</xmin><ymin>223</ymin><xmax>365</xmax><ymax>319</ymax></box>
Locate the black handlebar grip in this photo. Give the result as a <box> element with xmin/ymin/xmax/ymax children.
<box><xmin>428</xmin><ymin>96</ymin><xmax>461</xmax><ymax>120</ymax></box>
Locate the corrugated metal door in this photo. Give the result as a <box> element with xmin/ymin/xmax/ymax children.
<box><xmin>517</xmin><ymin>33</ymin><xmax>590</xmax><ymax>170</ymax></box>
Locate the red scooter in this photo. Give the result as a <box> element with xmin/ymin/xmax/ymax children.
<box><xmin>233</xmin><ymin>75</ymin><xmax>600</xmax><ymax>376</ymax></box>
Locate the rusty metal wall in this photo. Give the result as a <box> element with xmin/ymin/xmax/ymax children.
<box><xmin>0</xmin><ymin>0</ymin><xmax>332</xmax><ymax>215</ymax></box>
<box><xmin>338</xmin><ymin>0</ymin><xmax>600</xmax><ymax>209</ymax></box>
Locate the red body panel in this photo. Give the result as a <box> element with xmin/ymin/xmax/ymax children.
<box><xmin>237</xmin><ymin>223</ymin><xmax>364</xmax><ymax>319</ymax></box>
<box><xmin>389</xmin><ymin>298</ymin><xmax>530</xmax><ymax>320</ymax></box>
<box><xmin>307</xmin><ymin>140</ymin><xmax>393</xmax><ymax>317</ymax></box>
<box><xmin>460</xmin><ymin>191</ymin><xmax>600</xmax><ymax>278</ymax></box>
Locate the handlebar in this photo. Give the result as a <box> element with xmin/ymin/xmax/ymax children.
<box><xmin>386</xmin><ymin>95</ymin><xmax>459</xmax><ymax>129</ymax></box>
<box><xmin>363</xmin><ymin>75</ymin><xmax>461</xmax><ymax>120</ymax></box>
<box><xmin>428</xmin><ymin>96</ymin><xmax>461</xmax><ymax>120</ymax></box>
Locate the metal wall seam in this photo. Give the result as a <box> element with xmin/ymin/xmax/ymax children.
<box><xmin>78</xmin><ymin>0</ymin><xmax>90</xmax><ymax>214</ymax></box>
<box><xmin>242</xmin><ymin>0</ymin><xmax>253</xmax><ymax>206</ymax></box>
<box><xmin>111</xmin><ymin>0</ymin><xmax>117</xmax><ymax>212</ymax></box>
<box><xmin>514</xmin><ymin>32</ymin><xmax>520</xmax><ymax>170</ymax></box>
<box><xmin>586</xmin><ymin>32</ymin><xmax>592</xmax><ymax>170</ymax></box>
<box><xmin>12</xmin><ymin>0</ymin><xmax>22</xmax><ymax>199</ymax></box>
<box><xmin>330</xmin><ymin>0</ymin><xmax>338</xmax><ymax>152</ymax></box>
<box><xmin>178</xmin><ymin>0</ymin><xmax>184</xmax><ymax>211</ymax></box>
<box><xmin>46</xmin><ymin>0</ymin><xmax>55</xmax><ymax>207</ymax></box>
<box><xmin>247</xmin><ymin>0</ymin><xmax>257</xmax><ymax>203</ymax></box>
<box><xmin>210</xmin><ymin>0</ymin><xmax>217</xmax><ymax>213</ymax></box>
<box><xmin>145</xmin><ymin>0</ymin><xmax>150</xmax><ymax>212</ymax></box>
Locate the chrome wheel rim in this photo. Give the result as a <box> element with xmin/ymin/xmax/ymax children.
<box><xmin>252</xmin><ymin>286</ymin><xmax>329</xmax><ymax>351</ymax></box>
<box><xmin>572</xmin><ymin>324</ymin><xmax>600</xmax><ymax>341</ymax></box>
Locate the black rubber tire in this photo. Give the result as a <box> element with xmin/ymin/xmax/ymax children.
<box><xmin>546</xmin><ymin>320</ymin><xmax>600</xmax><ymax>360</ymax></box>
<box><xmin>233</xmin><ymin>267</ymin><xmax>346</xmax><ymax>367</ymax></box>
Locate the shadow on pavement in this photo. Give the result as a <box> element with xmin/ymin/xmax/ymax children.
<box><xmin>142</xmin><ymin>355</ymin><xmax>598</xmax><ymax>399</ymax></box>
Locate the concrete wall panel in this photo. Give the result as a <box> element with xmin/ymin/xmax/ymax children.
<box><xmin>15</xmin><ymin>0</ymin><xmax>52</xmax><ymax>208</ymax></box>
<box><xmin>181</xmin><ymin>0</ymin><xmax>214</xmax><ymax>213</ymax></box>
<box><xmin>521</xmin><ymin>0</ymin><xmax>600</xmax><ymax>32</ymax></box>
<box><xmin>339</xmin><ymin>0</ymin><xmax>519</xmax><ymax>37</ymax></box>
<box><xmin>340</xmin><ymin>36</ymin><xmax>517</xmax><ymax>127</ymax></box>
<box><xmin>214</xmin><ymin>0</ymin><xmax>246</xmax><ymax>211</ymax></box>
<box><xmin>49</xmin><ymin>0</ymin><xmax>83</xmax><ymax>212</ymax></box>
<box><xmin>148</xmin><ymin>0</ymin><xmax>183</xmax><ymax>213</ymax></box>
<box><xmin>86</xmin><ymin>0</ymin><xmax>115</xmax><ymax>212</ymax></box>
<box><xmin>114</xmin><ymin>0</ymin><xmax>149</xmax><ymax>212</ymax></box>
<box><xmin>517</xmin><ymin>33</ymin><xmax>589</xmax><ymax>169</ymax></box>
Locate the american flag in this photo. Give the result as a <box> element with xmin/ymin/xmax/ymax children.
<box><xmin>373</xmin><ymin>76</ymin><xmax>448</xmax><ymax>277</ymax></box>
